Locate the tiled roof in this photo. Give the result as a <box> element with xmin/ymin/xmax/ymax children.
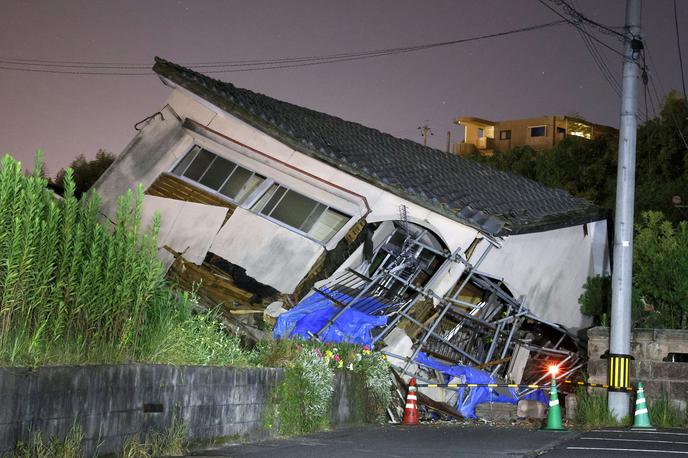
<box><xmin>153</xmin><ymin>57</ymin><xmax>606</xmax><ymax>236</ymax></box>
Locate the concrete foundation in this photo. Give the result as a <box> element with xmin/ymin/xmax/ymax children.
<box><xmin>588</xmin><ymin>327</ymin><xmax>688</xmax><ymax>409</ymax></box>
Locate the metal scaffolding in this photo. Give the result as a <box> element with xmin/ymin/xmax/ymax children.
<box><xmin>307</xmin><ymin>216</ymin><xmax>585</xmax><ymax>401</ymax></box>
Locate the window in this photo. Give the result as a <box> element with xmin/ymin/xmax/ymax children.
<box><xmin>477</xmin><ymin>128</ymin><xmax>484</xmax><ymax>138</ymax></box>
<box><xmin>172</xmin><ymin>146</ymin><xmax>265</xmax><ymax>204</ymax></box>
<box><xmin>172</xmin><ymin>145</ymin><xmax>352</xmax><ymax>243</ymax></box>
<box><xmin>529</xmin><ymin>126</ymin><xmax>547</xmax><ymax>137</ymax></box>
<box><xmin>568</xmin><ymin>121</ymin><xmax>592</xmax><ymax>139</ymax></box>
<box><xmin>499</xmin><ymin>130</ymin><xmax>511</xmax><ymax>140</ymax></box>
<box><xmin>252</xmin><ymin>184</ymin><xmax>350</xmax><ymax>242</ymax></box>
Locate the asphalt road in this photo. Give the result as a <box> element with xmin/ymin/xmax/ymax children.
<box><xmin>187</xmin><ymin>424</ymin><xmax>574</xmax><ymax>457</ymax></box>
<box><xmin>542</xmin><ymin>428</ymin><xmax>688</xmax><ymax>457</ymax></box>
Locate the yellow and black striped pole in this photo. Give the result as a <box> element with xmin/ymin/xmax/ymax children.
<box><xmin>607</xmin><ymin>353</ymin><xmax>632</xmax><ymax>392</ymax></box>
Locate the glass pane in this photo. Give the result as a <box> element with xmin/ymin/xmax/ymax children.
<box><xmin>301</xmin><ymin>203</ymin><xmax>326</xmax><ymax>232</ymax></box>
<box><xmin>530</xmin><ymin>126</ymin><xmax>546</xmax><ymax>137</ymax></box>
<box><xmin>262</xmin><ymin>186</ymin><xmax>287</xmax><ymax>215</ymax></box>
<box><xmin>308</xmin><ymin>208</ymin><xmax>349</xmax><ymax>241</ymax></box>
<box><xmin>252</xmin><ymin>184</ymin><xmax>279</xmax><ymax>213</ymax></box>
<box><xmin>183</xmin><ymin>148</ymin><xmax>215</xmax><ymax>181</ymax></box>
<box><xmin>234</xmin><ymin>173</ymin><xmax>266</xmax><ymax>203</ymax></box>
<box><xmin>219</xmin><ymin>166</ymin><xmax>251</xmax><ymax>199</ymax></box>
<box><xmin>172</xmin><ymin>146</ymin><xmax>200</xmax><ymax>176</ymax></box>
<box><xmin>199</xmin><ymin>157</ymin><xmax>236</xmax><ymax>190</ymax></box>
<box><xmin>270</xmin><ymin>190</ymin><xmax>318</xmax><ymax>228</ymax></box>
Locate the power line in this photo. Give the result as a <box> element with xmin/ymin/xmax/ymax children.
<box><xmin>643</xmin><ymin>40</ymin><xmax>688</xmax><ymax>150</ymax></box>
<box><xmin>537</xmin><ymin>0</ymin><xmax>627</xmax><ymax>60</ymax></box>
<box><xmin>547</xmin><ymin>0</ymin><xmax>628</xmax><ymax>40</ymax></box>
<box><xmin>569</xmin><ymin>0</ymin><xmax>621</xmax><ymax>97</ymax></box>
<box><xmin>674</xmin><ymin>0</ymin><xmax>687</xmax><ymax>106</ymax></box>
<box><xmin>0</xmin><ymin>20</ymin><xmax>566</xmax><ymax>76</ymax></box>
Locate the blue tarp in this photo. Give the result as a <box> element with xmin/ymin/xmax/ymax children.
<box><xmin>274</xmin><ymin>290</ymin><xmax>548</xmax><ymax>418</ymax></box>
<box><xmin>273</xmin><ymin>288</ymin><xmax>388</xmax><ymax>346</ymax></box>
<box><xmin>415</xmin><ymin>352</ymin><xmax>548</xmax><ymax>418</ymax></box>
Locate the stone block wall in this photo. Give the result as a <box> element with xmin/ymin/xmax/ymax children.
<box><xmin>0</xmin><ymin>364</ymin><xmax>361</xmax><ymax>455</ymax></box>
<box><xmin>587</xmin><ymin>327</ymin><xmax>688</xmax><ymax>410</ymax></box>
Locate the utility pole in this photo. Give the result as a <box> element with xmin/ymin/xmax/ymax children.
<box><xmin>418</xmin><ymin>122</ymin><xmax>433</xmax><ymax>147</ymax></box>
<box><xmin>446</xmin><ymin>131</ymin><xmax>452</xmax><ymax>153</ymax></box>
<box><xmin>608</xmin><ymin>0</ymin><xmax>642</xmax><ymax>420</ymax></box>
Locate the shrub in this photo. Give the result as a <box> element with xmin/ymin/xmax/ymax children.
<box><xmin>579</xmin><ymin>211</ymin><xmax>688</xmax><ymax>329</ymax></box>
<box><xmin>260</xmin><ymin>340</ymin><xmax>392</xmax><ymax>434</ymax></box>
<box><xmin>633</xmin><ymin>211</ymin><xmax>688</xmax><ymax>329</ymax></box>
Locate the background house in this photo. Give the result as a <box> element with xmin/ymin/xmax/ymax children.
<box><xmin>454</xmin><ymin>115</ymin><xmax>618</xmax><ymax>156</ymax></box>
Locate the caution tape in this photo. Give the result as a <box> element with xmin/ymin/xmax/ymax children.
<box><xmin>415</xmin><ymin>380</ymin><xmax>635</xmax><ymax>392</ymax></box>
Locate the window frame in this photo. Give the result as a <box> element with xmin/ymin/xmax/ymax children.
<box><xmin>171</xmin><ymin>146</ymin><xmax>267</xmax><ymax>205</ymax></box>
<box><xmin>499</xmin><ymin>129</ymin><xmax>511</xmax><ymax>140</ymax></box>
<box><xmin>528</xmin><ymin>125</ymin><xmax>547</xmax><ymax>138</ymax></box>
<box><xmin>169</xmin><ymin>145</ymin><xmax>352</xmax><ymax>245</ymax></box>
<box><xmin>251</xmin><ymin>182</ymin><xmax>351</xmax><ymax>243</ymax></box>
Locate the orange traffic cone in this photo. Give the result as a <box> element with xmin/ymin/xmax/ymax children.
<box><xmin>402</xmin><ymin>378</ymin><xmax>420</xmax><ymax>425</ymax></box>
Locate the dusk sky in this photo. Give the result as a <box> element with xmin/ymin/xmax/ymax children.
<box><xmin>1</xmin><ymin>0</ymin><xmax>686</xmax><ymax>176</ymax></box>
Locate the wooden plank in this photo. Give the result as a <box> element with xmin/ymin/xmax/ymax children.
<box><xmin>391</xmin><ymin>367</ymin><xmax>463</xmax><ymax>419</ymax></box>
<box><xmin>145</xmin><ymin>173</ymin><xmax>238</xmax><ymax>219</ymax></box>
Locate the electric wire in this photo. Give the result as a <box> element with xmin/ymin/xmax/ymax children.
<box><xmin>569</xmin><ymin>0</ymin><xmax>621</xmax><ymax>97</ymax></box>
<box><xmin>0</xmin><ymin>20</ymin><xmax>566</xmax><ymax>75</ymax></box>
<box><xmin>643</xmin><ymin>40</ymin><xmax>688</xmax><ymax>150</ymax></box>
<box><xmin>674</xmin><ymin>0</ymin><xmax>687</xmax><ymax>106</ymax></box>
<box><xmin>546</xmin><ymin>0</ymin><xmax>627</xmax><ymax>40</ymax></box>
<box><xmin>537</xmin><ymin>0</ymin><xmax>627</xmax><ymax>60</ymax></box>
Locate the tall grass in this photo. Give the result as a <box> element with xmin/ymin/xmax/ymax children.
<box><xmin>0</xmin><ymin>153</ymin><xmax>247</xmax><ymax>366</ymax></box>
<box><xmin>574</xmin><ymin>388</ymin><xmax>626</xmax><ymax>429</ymax></box>
<box><xmin>649</xmin><ymin>392</ymin><xmax>687</xmax><ymax>428</ymax></box>
<box><xmin>14</xmin><ymin>423</ymin><xmax>83</xmax><ymax>458</ymax></box>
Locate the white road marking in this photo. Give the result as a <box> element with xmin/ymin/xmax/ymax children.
<box><xmin>582</xmin><ymin>437</ymin><xmax>688</xmax><ymax>445</ymax></box>
<box><xmin>593</xmin><ymin>430</ymin><xmax>688</xmax><ymax>436</ymax></box>
<box><xmin>567</xmin><ymin>446</ymin><xmax>688</xmax><ymax>454</ymax></box>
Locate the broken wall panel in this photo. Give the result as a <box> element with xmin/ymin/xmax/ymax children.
<box><xmin>140</xmin><ymin>194</ymin><xmax>228</xmax><ymax>267</ymax></box>
<box><xmin>210</xmin><ymin>207</ymin><xmax>325</xmax><ymax>294</ymax></box>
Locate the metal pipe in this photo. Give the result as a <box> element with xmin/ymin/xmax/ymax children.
<box><xmin>402</xmin><ymin>242</ymin><xmax>494</xmax><ymax>375</ymax></box>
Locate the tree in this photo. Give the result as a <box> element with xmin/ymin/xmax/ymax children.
<box><xmin>633</xmin><ymin>211</ymin><xmax>688</xmax><ymax>329</ymax></box>
<box><xmin>536</xmin><ymin>134</ymin><xmax>617</xmax><ymax>209</ymax></box>
<box><xmin>579</xmin><ymin>211</ymin><xmax>688</xmax><ymax>329</ymax></box>
<box><xmin>53</xmin><ymin>149</ymin><xmax>115</xmax><ymax>198</ymax></box>
<box><xmin>635</xmin><ymin>90</ymin><xmax>688</xmax><ymax>219</ymax></box>
<box><xmin>465</xmin><ymin>92</ymin><xmax>688</xmax><ymax>223</ymax></box>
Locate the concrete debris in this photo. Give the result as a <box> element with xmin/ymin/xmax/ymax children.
<box><xmin>517</xmin><ymin>399</ymin><xmax>547</xmax><ymax>420</ymax></box>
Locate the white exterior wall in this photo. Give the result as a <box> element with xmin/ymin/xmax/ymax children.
<box><xmin>476</xmin><ymin>220</ymin><xmax>609</xmax><ymax>330</ymax></box>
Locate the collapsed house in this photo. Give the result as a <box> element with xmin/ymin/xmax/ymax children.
<box><xmin>95</xmin><ymin>57</ymin><xmax>609</xmax><ymax>415</ymax></box>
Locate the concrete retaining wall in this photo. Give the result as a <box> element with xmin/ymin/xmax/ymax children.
<box><xmin>0</xmin><ymin>364</ymin><xmax>360</xmax><ymax>455</ymax></box>
<box><xmin>587</xmin><ymin>327</ymin><xmax>688</xmax><ymax>410</ymax></box>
